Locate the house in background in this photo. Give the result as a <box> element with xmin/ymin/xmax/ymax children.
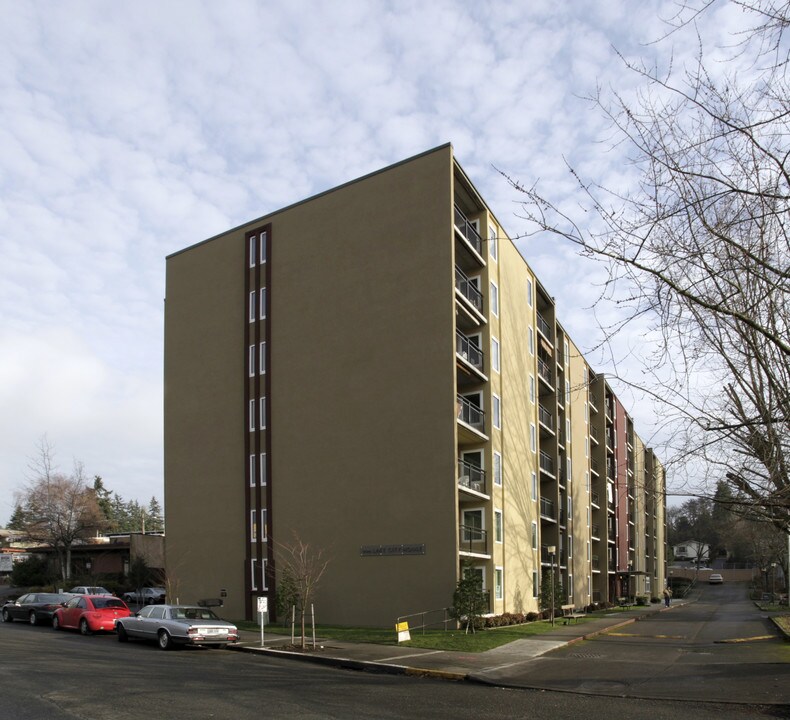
<box><xmin>164</xmin><ymin>143</ymin><xmax>667</xmax><ymax>626</ymax></box>
<box><xmin>672</xmin><ymin>540</ymin><xmax>710</xmax><ymax>565</ymax></box>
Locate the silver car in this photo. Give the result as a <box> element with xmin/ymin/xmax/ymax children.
<box><xmin>116</xmin><ymin>604</ymin><xmax>239</xmax><ymax>650</ymax></box>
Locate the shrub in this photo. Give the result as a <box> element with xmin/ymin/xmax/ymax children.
<box><xmin>526</xmin><ymin>611</ymin><xmax>539</xmax><ymax>622</ymax></box>
<box><xmin>650</xmin><ymin>596</ymin><xmax>661</xmax><ymax>604</ymax></box>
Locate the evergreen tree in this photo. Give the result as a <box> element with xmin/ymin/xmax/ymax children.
<box><xmin>92</xmin><ymin>476</ymin><xmax>115</xmax><ymax>530</ymax></box>
<box><xmin>451</xmin><ymin>561</ymin><xmax>488</xmax><ymax>633</ymax></box>
<box><xmin>146</xmin><ymin>497</ymin><xmax>164</xmax><ymax>532</ymax></box>
<box><xmin>6</xmin><ymin>503</ymin><xmax>28</xmax><ymax>531</ymax></box>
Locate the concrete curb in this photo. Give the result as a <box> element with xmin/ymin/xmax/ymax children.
<box><xmin>769</xmin><ymin>616</ymin><xmax>790</xmax><ymax>642</ymax></box>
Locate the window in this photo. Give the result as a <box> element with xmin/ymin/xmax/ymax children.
<box><xmin>531</xmin><ymin>471</ymin><xmax>537</xmax><ymax>501</ymax></box>
<box><xmin>587</xmin><ymin>540</ymin><xmax>591</xmax><ymax>560</ymax></box>
<box><xmin>261</xmin><ymin>509</ymin><xmax>267</xmax><ymax>540</ymax></box>
<box><xmin>531</xmin><ymin>521</ymin><xmax>538</xmax><ymax>550</ymax></box>
<box><xmin>249</xmin><ymin>455</ymin><xmax>256</xmax><ymax>486</ymax></box>
<box><xmin>495</xmin><ymin>567</ymin><xmax>503</xmax><ymax>600</ymax></box>
<box><xmin>251</xmin><ymin>559</ymin><xmax>258</xmax><ymax>591</ymax></box>
<box><xmin>259</xmin><ymin>231</ymin><xmax>267</xmax><ymax>264</ymax></box>
<box><xmin>249</xmin><ymin>291</ymin><xmax>256</xmax><ymax>322</ymax></box>
<box><xmin>564</xmin><ymin>339</ymin><xmax>570</xmax><ymax>366</ymax></box>
<box><xmin>490</xmin><ymin>282</ymin><xmax>499</xmax><ymax>317</ymax></box>
<box><xmin>585</xmin><ymin>471</ymin><xmax>590</xmax><ymax>492</ymax></box>
<box><xmin>489</xmin><ymin>225</ymin><xmax>497</xmax><ymax>261</ymax></box>
<box><xmin>259</xmin><ymin>341</ymin><xmax>266</xmax><ymax>375</ymax></box>
<box><xmin>569</xmin><ymin>535</ymin><xmax>573</xmax><ymax>558</ymax></box>
<box><xmin>568</xmin><ymin>496</ymin><xmax>573</xmax><ymax>519</ymax></box>
<box><xmin>494</xmin><ymin>510</ymin><xmax>503</xmax><ymax>543</ymax></box>
<box><xmin>568</xmin><ymin>574</ymin><xmax>573</xmax><ymax>599</ymax></box>
<box><xmin>566</xmin><ymin>419</ymin><xmax>571</xmax><ymax>445</ymax></box>
<box><xmin>462</xmin><ymin>509</ymin><xmax>483</xmax><ymax>542</ymax></box>
<box><xmin>529</xmin><ymin>375</ymin><xmax>535</xmax><ymax>404</ymax></box>
<box><xmin>567</xmin><ymin>456</ymin><xmax>572</xmax><ymax>483</ymax></box>
<box><xmin>249</xmin><ymin>399</ymin><xmax>255</xmax><ymax>432</ymax></box>
<box><xmin>493</xmin><ymin>451</ymin><xmax>502</xmax><ymax>486</ymax></box>
<box><xmin>565</xmin><ymin>380</ymin><xmax>571</xmax><ymax>404</ymax></box>
<box><xmin>251</xmin><ymin>559</ymin><xmax>268</xmax><ymax>591</ymax></box>
<box><xmin>259</xmin><ymin>396</ymin><xmax>266</xmax><ymax>430</ymax></box>
<box><xmin>259</xmin><ymin>453</ymin><xmax>267</xmax><ymax>486</ymax></box>
<box><xmin>248</xmin><ymin>235</ymin><xmax>256</xmax><ymax>267</ymax></box>
<box><xmin>248</xmin><ymin>345</ymin><xmax>255</xmax><ymax>377</ymax></box>
<box><xmin>260</xmin><ymin>287</ymin><xmax>267</xmax><ymax>320</ymax></box>
<box><xmin>585</xmin><ymin>437</ymin><xmax>589</xmax><ymax>458</ymax></box>
<box><xmin>493</xmin><ymin>394</ymin><xmax>501</xmax><ymax>429</ymax></box>
<box><xmin>491</xmin><ymin>337</ymin><xmax>500</xmax><ymax>373</ymax></box>
<box><xmin>527</xmin><ymin>279</ymin><xmax>533</xmax><ymax>307</ymax></box>
<box><xmin>250</xmin><ymin>510</ymin><xmax>257</xmax><ymax>542</ymax></box>
<box><xmin>587</xmin><ymin>507</ymin><xmax>590</xmax><ymax>527</ymax></box>
<box><xmin>530</xmin><ymin>423</ymin><xmax>536</xmax><ymax>453</ymax></box>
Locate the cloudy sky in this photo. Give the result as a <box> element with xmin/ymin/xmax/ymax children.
<box><xmin>0</xmin><ymin>0</ymin><xmax>746</xmax><ymax>523</ymax></box>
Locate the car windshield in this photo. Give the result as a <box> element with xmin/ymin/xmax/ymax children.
<box><xmin>170</xmin><ymin>607</ymin><xmax>220</xmax><ymax>620</ymax></box>
<box><xmin>93</xmin><ymin>598</ymin><xmax>126</xmax><ymax>609</ymax></box>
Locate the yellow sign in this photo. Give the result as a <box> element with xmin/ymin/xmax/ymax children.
<box><xmin>396</xmin><ymin>621</ymin><xmax>411</xmax><ymax>643</ymax></box>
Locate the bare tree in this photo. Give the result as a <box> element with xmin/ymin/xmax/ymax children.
<box><xmin>506</xmin><ymin>0</ymin><xmax>789</xmax><ymax>532</ymax></box>
<box><xmin>15</xmin><ymin>438</ymin><xmax>107</xmax><ymax>580</ymax></box>
<box><xmin>275</xmin><ymin>534</ymin><xmax>330</xmax><ymax>650</ymax></box>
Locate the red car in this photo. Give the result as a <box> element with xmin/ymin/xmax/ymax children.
<box><xmin>52</xmin><ymin>594</ymin><xmax>131</xmax><ymax>635</ymax></box>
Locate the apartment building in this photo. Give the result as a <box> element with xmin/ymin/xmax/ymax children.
<box><xmin>164</xmin><ymin>143</ymin><xmax>666</xmax><ymax>626</ymax></box>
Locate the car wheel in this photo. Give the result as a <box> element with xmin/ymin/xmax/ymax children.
<box><xmin>117</xmin><ymin>624</ymin><xmax>129</xmax><ymax>643</ymax></box>
<box><xmin>158</xmin><ymin>630</ymin><xmax>173</xmax><ymax>650</ymax></box>
<box><xmin>29</xmin><ymin>611</ymin><xmax>37</xmax><ymax>626</ymax></box>
<box><xmin>79</xmin><ymin>618</ymin><xmax>92</xmax><ymax>636</ymax></box>
<box><xmin>52</xmin><ymin>615</ymin><xmax>61</xmax><ymax>631</ymax></box>
<box><xmin>1</xmin><ymin>608</ymin><xmax>11</xmax><ymax>623</ymax></box>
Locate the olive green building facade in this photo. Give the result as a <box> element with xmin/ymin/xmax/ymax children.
<box><xmin>164</xmin><ymin>144</ymin><xmax>666</xmax><ymax>626</ymax></box>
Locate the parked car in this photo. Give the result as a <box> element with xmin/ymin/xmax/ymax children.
<box><xmin>53</xmin><ymin>595</ymin><xmax>131</xmax><ymax>634</ymax></box>
<box><xmin>1</xmin><ymin>593</ymin><xmax>73</xmax><ymax>626</ymax></box>
<box><xmin>708</xmin><ymin>573</ymin><xmax>724</xmax><ymax>584</ymax></box>
<box><xmin>116</xmin><ymin>604</ymin><xmax>239</xmax><ymax>650</ymax></box>
<box><xmin>122</xmin><ymin>587</ymin><xmax>166</xmax><ymax>605</ymax></box>
<box><xmin>68</xmin><ymin>586</ymin><xmax>112</xmax><ymax>596</ymax></box>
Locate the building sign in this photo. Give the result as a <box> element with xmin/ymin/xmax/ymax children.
<box><xmin>360</xmin><ymin>543</ymin><xmax>425</xmax><ymax>557</ymax></box>
<box><xmin>0</xmin><ymin>555</ymin><xmax>13</xmax><ymax>572</ymax></box>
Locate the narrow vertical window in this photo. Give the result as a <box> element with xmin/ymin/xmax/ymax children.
<box><xmin>262</xmin><ymin>559</ymin><xmax>268</xmax><ymax>590</ymax></box>
<box><xmin>259</xmin><ymin>396</ymin><xmax>266</xmax><ymax>430</ymax></box>
<box><xmin>250</xmin><ymin>510</ymin><xmax>257</xmax><ymax>542</ymax></box>
<box><xmin>528</xmin><ymin>327</ymin><xmax>534</xmax><ymax>355</ymax></box>
<box><xmin>250</xmin><ymin>559</ymin><xmax>258</xmax><ymax>591</ymax></box>
<box><xmin>260</xmin><ymin>453</ymin><xmax>267</xmax><ymax>486</ymax></box>
<box><xmin>249</xmin><ymin>399</ymin><xmax>255</xmax><ymax>432</ymax></box>
<box><xmin>495</xmin><ymin>567</ymin><xmax>503</xmax><ymax>600</ymax></box>
<box><xmin>260</xmin><ymin>287</ymin><xmax>267</xmax><ymax>320</ymax></box>
<box><xmin>533</xmin><ymin>570</ymin><xmax>539</xmax><ymax>598</ymax></box>
<box><xmin>493</xmin><ymin>394</ymin><xmax>501</xmax><ymax>429</ymax></box>
<box><xmin>261</xmin><ymin>508</ymin><xmax>267</xmax><ymax>540</ymax></box>
<box><xmin>249</xmin><ymin>235</ymin><xmax>256</xmax><ymax>267</ymax></box>
<box><xmin>493</xmin><ymin>452</ymin><xmax>502</xmax><ymax>486</ymax></box>
<box><xmin>249</xmin><ymin>291</ymin><xmax>256</xmax><ymax>323</ymax></box>
<box><xmin>530</xmin><ymin>423</ymin><xmax>536</xmax><ymax>453</ymax></box>
<box><xmin>531</xmin><ymin>521</ymin><xmax>538</xmax><ymax>550</ymax></box>
<box><xmin>569</xmin><ymin>535</ymin><xmax>573</xmax><ymax>558</ymax></box>
<box><xmin>491</xmin><ymin>337</ymin><xmax>500</xmax><ymax>373</ymax></box>
<box><xmin>527</xmin><ymin>279</ymin><xmax>533</xmax><ymax>307</ymax></box>
<box><xmin>568</xmin><ymin>574</ymin><xmax>573</xmax><ymax>599</ymax></box>
<box><xmin>489</xmin><ymin>225</ymin><xmax>498</xmax><ymax>261</ymax></box>
<box><xmin>490</xmin><ymin>282</ymin><xmax>499</xmax><ymax>317</ymax></box>
<box><xmin>564</xmin><ymin>339</ymin><xmax>570</xmax><ymax>366</ymax></box>
<box><xmin>260</xmin><ymin>231</ymin><xmax>267</xmax><ymax>264</ymax></box>
<box><xmin>585</xmin><ymin>471</ymin><xmax>590</xmax><ymax>492</ymax></box>
<box><xmin>566</xmin><ymin>419</ymin><xmax>571</xmax><ymax>445</ymax></box>
<box><xmin>249</xmin><ymin>454</ymin><xmax>256</xmax><ymax>487</ymax></box>
<box><xmin>531</xmin><ymin>471</ymin><xmax>537</xmax><ymax>501</ymax></box>
<box><xmin>248</xmin><ymin>345</ymin><xmax>255</xmax><ymax>377</ymax></box>
<box><xmin>565</xmin><ymin>380</ymin><xmax>571</xmax><ymax>404</ymax></box>
<box><xmin>494</xmin><ymin>510</ymin><xmax>503</xmax><ymax>543</ymax></box>
<box><xmin>567</xmin><ymin>456</ymin><xmax>573</xmax><ymax>483</ymax></box>
<box><xmin>259</xmin><ymin>341</ymin><xmax>266</xmax><ymax>375</ymax></box>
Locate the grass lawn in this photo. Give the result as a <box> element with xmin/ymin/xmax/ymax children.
<box><xmin>234</xmin><ymin>615</ymin><xmax>601</xmax><ymax>653</ymax></box>
<box><xmin>773</xmin><ymin>615</ymin><xmax>790</xmax><ymax>635</ymax></box>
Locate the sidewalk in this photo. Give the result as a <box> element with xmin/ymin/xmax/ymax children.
<box><xmin>230</xmin><ymin>600</ymin><xmax>685</xmax><ymax>682</ymax></box>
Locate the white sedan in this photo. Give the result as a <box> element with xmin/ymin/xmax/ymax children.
<box><xmin>708</xmin><ymin>573</ymin><xmax>724</xmax><ymax>584</ymax></box>
<box><xmin>116</xmin><ymin>604</ymin><xmax>238</xmax><ymax>650</ymax></box>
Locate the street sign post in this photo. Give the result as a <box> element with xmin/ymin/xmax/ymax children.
<box><xmin>257</xmin><ymin>596</ymin><xmax>268</xmax><ymax>647</ymax></box>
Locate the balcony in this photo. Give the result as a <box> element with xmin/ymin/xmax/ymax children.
<box><xmin>536</xmin><ymin>312</ymin><xmax>553</xmax><ymax>342</ymax></box>
<box><xmin>591</xmin><ymin>491</ymin><xmax>600</xmax><ymax>508</ymax></box>
<box><xmin>455</xmin><ymin>331</ymin><xmax>485</xmax><ymax>381</ymax></box>
<box><xmin>454</xmin><ymin>205</ymin><xmax>483</xmax><ymax>261</ymax></box>
<box><xmin>457</xmin><ymin>459</ymin><xmax>487</xmax><ymax>496</ymax></box>
<box><xmin>591</xmin><ymin>523</ymin><xmax>600</xmax><ymax>539</ymax></box>
<box><xmin>589</xmin><ymin>395</ymin><xmax>598</xmax><ymax>413</ymax></box>
<box><xmin>590</xmin><ymin>457</ymin><xmax>600</xmax><ymax>476</ymax></box>
<box><xmin>539</xmin><ymin>450</ymin><xmax>555</xmax><ymax>477</ymax></box>
<box><xmin>537</xmin><ymin>356</ymin><xmax>553</xmax><ymax>389</ymax></box>
<box><xmin>541</xmin><ymin>544</ymin><xmax>560</xmax><ymax>565</ymax></box>
<box><xmin>590</xmin><ymin>424</ymin><xmax>599</xmax><ymax>445</ymax></box>
<box><xmin>592</xmin><ymin>554</ymin><xmax>601</xmax><ymax>571</ymax></box>
<box><xmin>456</xmin><ymin>395</ymin><xmax>487</xmax><ymax>443</ymax></box>
<box><xmin>540</xmin><ymin>495</ymin><xmax>556</xmax><ymax>521</ymax></box>
<box><xmin>459</xmin><ymin>524</ymin><xmax>489</xmax><ymax>556</ymax></box>
<box><xmin>538</xmin><ymin>404</ymin><xmax>554</xmax><ymax>433</ymax></box>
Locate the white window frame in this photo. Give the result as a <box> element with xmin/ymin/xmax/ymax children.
<box><xmin>462</xmin><ymin>508</ymin><xmax>485</xmax><ymax>542</ymax></box>
<box><xmin>528</xmin><ymin>327</ymin><xmax>534</xmax><ymax>355</ymax></box>
<box><xmin>568</xmin><ymin>574</ymin><xmax>573</xmax><ymax>599</ymax></box>
<box><xmin>490</xmin><ymin>281</ymin><xmax>499</xmax><ymax>317</ymax></box>
<box><xmin>249</xmin><ymin>399</ymin><xmax>255</xmax><ymax>432</ymax></box>
<box><xmin>564</xmin><ymin>339</ymin><xmax>570</xmax><ymax>366</ymax></box>
<box><xmin>251</xmin><ymin>559</ymin><xmax>258</xmax><ymax>591</ymax></box>
<box><xmin>567</xmin><ymin>456</ymin><xmax>573</xmax><ymax>483</ymax></box>
<box><xmin>533</xmin><ymin>570</ymin><xmax>539</xmax><ymax>598</ymax></box>
<box><xmin>530</xmin><ymin>423</ymin><xmax>536</xmax><ymax>453</ymax></box>
<box><xmin>249</xmin><ymin>235</ymin><xmax>256</xmax><ymax>267</ymax></box>
<box><xmin>249</xmin><ymin>291</ymin><xmax>256</xmax><ymax>323</ymax></box>
<box><xmin>565</xmin><ymin>380</ymin><xmax>571</xmax><ymax>404</ymax></box>
<box><xmin>250</xmin><ymin>510</ymin><xmax>257</xmax><ymax>542</ymax></box>
<box><xmin>587</xmin><ymin>540</ymin><xmax>591</xmax><ymax>560</ymax></box>
<box><xmin>249</xmin><ymin>454</ymin><xmax>256</xmax><ymax>486</ymax></box>
<box><xmin>529</xmin><ymin>375</ymin><xmax>535</xmax><ymax>404</ymax></box>
<box><xmin>261</xmin><ymin>508</ymin><xmax>267</xmax><ymax>541</ymax></box>
<box><xmin>259</xmin><ymin>453</ymin><xmax>267</xmax><ymax>486</ymax></box>
<box><xmin>531</xmin><ymin>521</ymin><xmax>538</xmax><ymax>550</ymax></box>
<box><xmin>493</xmin><ymin>451</ymin><xmax>502</xmax><ymax>486</ymax></box>
<box><xmin>260</xmin><ymin>287</ymin><xmax>267</xmax><ymax>320</ymax></box>
<box><xmin>495</xmin><ymin>566</ymin><xmax>503</xmax><ymax>600</ymax></box>
<box><xmin>585</xmin><ymin>471</ymin><xmax>590</xmax><ymax>493</ymax></box>
<box><xmin>527</xmin><ymin>279</ymin><xmax>533</xmax><ymax>307</ymax></box>
<box><xmin>259</xmin><ymin>231</ymin><xmax>267</xmax><ymax>264</ymax></box>
<box><xmin>492</xmin><ymin>394</ymin><xmax>501</xmax><ymax>429</ymax></box>
<box><xmin>531</xmin><ymin>471</ymin><xmax>537</xmax><ymax>501</ymax></box>
<box><xmin>566</xmin><ymin>419</ymin><xmax>571</xmax><ymax>445</ymax></box>
<box><xmin>248</xmin><ymin>345</ymin><xmax>255</xmax><ymax>377</ymax></box>
<box><xmin>494</xmin><ymin>509</ymin><xmax>503</xmax><ymax>543</ymax></box>
<box><xmin>259</xmin><ymin>396</ymin><xmax>266</xmax><ymax>430</ymax></box>
<box><xmin>489</xmin><ymin>225</ymin><xmax>498</xmax><ymax>262</ymax></box>
<box><xmin>491</xmin><ymin>336</ymin><xmax>500</xmax><ymax>374</ymax></box>
<box><xmin>259</xmin><ymin>341</ymin><xmax>266</xmax><ymax>375</ymax></box>
<box><xmin>569</xmin><ymin>535</ymin><xmax>573</xmax><ymax>558</ymax></box>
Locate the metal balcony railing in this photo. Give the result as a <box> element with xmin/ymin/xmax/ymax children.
<box><xmin>591</xmin><ymin>523</ymin><xmax>600</xmax><ymax>538</ymax></box>
<box><xmin>540</xmin><ymin>496</ymin><xmax>556</xmax><ymax>520</ymax></box>
<box><xmin>539</xmin><ymin>450</ymin><xmax>555</xmax><ymax>476</ymax></box>
<box><xmin>459</xmin><ymin>524</ymin><xmax>488</xmax><ymax>553</ymax></box>
<box><xmin>454</xmin><ymin>266</ymin><xmax>483</xmax><ymax>312</ymax></box>
<box><xmin>457</xmin><ymin>459</ymin><xmax>486</xmax><ymax>495</ymax></box>
<box><xmin>537</xmin><ymin>356</ymin><xmax>553</xmax><ymax>385</ymax></box>
<box><xmin>456</xmin><ymin>331</ymin><xmax>484</xmax><ymax>370</ymax></box>
<box><xmin>592</xmin><ymin>554</ymin><xmax>601</xmax><ymax>571</ymax></box>
<box><xmin>456</xmin><ymin>395</ymin><xmax>485</xmax><ymax>429</ymax></box>
<box><xmin>538</xmin><ymin>404</ymin><xmax>553</xmax><ymax>430</ymax></box>
<box><xmin>591</xmin><ymin>490</ymin><xmax>600</xmax><ymax>507</ymax></box>
<box><xmin>590</xmin><ymin>457</ymin><xmax>600</xmax><ymax>475</ymax></box>
<box><xmin>590</xmin><ymin>424</ymin><xmax>599</xmax><ymax>443</ymax></box>
<box><xmin>536</xmin><ymin>312</ymin><xmax>553</xmax><ymax>341</ymax></box>
<box><xmin>454</xmin><ymin>205</ymin><xmax>482</xmax><ymax>256</ymax></box>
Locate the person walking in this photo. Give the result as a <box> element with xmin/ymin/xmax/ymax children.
<box><xmin>663</xmin><ymin>586</ymin><xmax>672</xmax><ymax>607</ymax></box>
